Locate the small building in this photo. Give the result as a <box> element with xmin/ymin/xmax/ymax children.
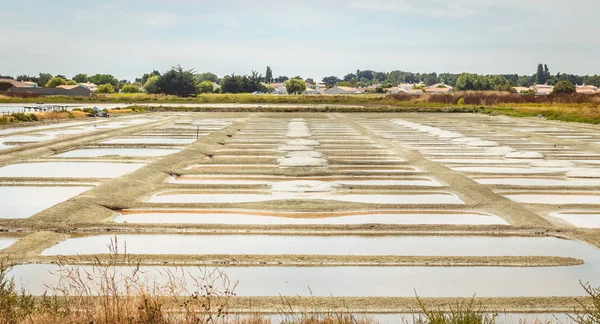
<box><xmin>22</xmin><ymin>81</ymin><xmax>38</xmax><ymax>88</ymax></box>
<box><xmin>531</xmin><ymin>84</ymin><xmax>554</xmax><ymax>95</ymax></box>
<box><xmin>78</xmin><ymin>82</ymin><xmax>98</xmax><ymax>92</ymax></box>
<box><xmin>302</xmin><ymin>88</ymin><xmax>318</xmax><ymax>95</ymax></box>
<box><xmin>576</xmin><ymin>84</ymin><xmax>599</xmax><ymax>94</ymax></box>
<box><xmin>56</xmin><ymin>85</ymin><xmax>92</xmax><ymax>96</ymax></box>
<box><xmin>12</xmin><ymin>85</ymin><xmax>91</xmax><ymax>97</ymax></box>
<box><xmin>268</xmin><ymin>83</ymin><xmax>288</xmax><ymax>95</ymax></box>
<box><xmin>398</xmin><ymin>89</ymin><xmax>424</xmax><ymax>95</ymax></box>
<box><xmin>426</xmin><ymin>83</ymin><xmax>453</xmax><ymax>94</ymax></box>
<box><xmin>0</xmin><ymin>78</ymin><xmax>32</xmax><ymax>88</ymax></box>
<box><xmin>398</xmin><ymin>83</ymin><xmax>416</xmax><ymax>90</ymax></box>
<box><xmin>323</xmin><ymin>86</ymin><xmax>364</xmax><ymax>95</ymax></box>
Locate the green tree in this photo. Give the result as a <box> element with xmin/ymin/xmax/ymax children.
<box><xmin>321</xmin><ymin>76</ymin><xmax>340</xmax><ymax>86</ymax></box>
<box><xmin>195</xmin><ymin>72</ymin><xmax>219</xmax><ymax>84</ymax></box>
<box><xmin>144</xmin><ymin>75</ymin><xmax>161</xmax><ymax>94</ymax></box>
<box><xmin>89</xmin><ymin>74</ymin><xmax>118</xmax><ymax>87</ymax></box>
<box><xmin>45</xmin><ymin>77</ymin><xmax>68</xmax><ymax>88</ymax></box>
<box><xmin>121</xmin><ymin>84</ymin><xmax>140</xmax><ymax>93</ymax></box>
<box><xmin>343</xmin><ymin>73</ymin><xmax>356</xmax><ymax>82</ymax></box>
<box><xmin>265</xmin><ymin>66</ymin><xmax>273</xmax><ymax>83</ymax></box>
<box><xmin>285</xmin><ymin>78</ymin><xmax>306</xmax><ymax>94</ymax></box>
<box><xmin>65</xmin><ymin>79</ymin><xmax>77</xmax><ymax>85</ymax></box>
<box><xmin>305</xmin><ymin>78</ymin><xmax>315</xmax><ymax>85</ymax></box>
<box><xmin>38</xmin><ymin>73</ymin><xmax>53</xmax><ymax>87</ymax></box>
<box><xmin>141</xmin><ymin>70</ymin><xmax>161</xmax><ymax>84</ymax></box>
<box><xmin>0</xmin><ymin>82</ymin><xmax>13</xmax><ymax>91</ymax></box>
<box><xmin>72</xmin><ymin>74</ymin><xmax>88</xmax><ymax>83</ymax></box>
<box><xmin>157</xmin><ymin>65</ymin><xmax>198</xmax><ymax>97</ymax></box>
<box><xmin>536</xmin><ymin>63</ymin><xmax>547</xmax><ymax>84</ymax></box>
<box><xmin>454</xmin><ymin>73</ymin><xmax>477</xmax><ymax>91</ymax></box>
<box><xmin>273</xmin><ymin>76</ymin><xmax>288</xmax><ymax>83</ymax></box>
<box><xmin>96</xmin><ymin>83</ymin><xmax>116</xmax><ymax>93</ymax></box>
<box><xmin>552</xmin><ymin>81</ymin><xmax>576</xmax><ymax>94</ymax></box>
<box><xmin>197</xmin><ymin>81</ymin><xmax>214</xmax><ymax>94</ymax></box>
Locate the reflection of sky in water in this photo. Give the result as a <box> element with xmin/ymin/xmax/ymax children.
<box><xmin>0</xmin><ymin>186</ymin><xmax>92</xmax><ymax>218</ymax></box>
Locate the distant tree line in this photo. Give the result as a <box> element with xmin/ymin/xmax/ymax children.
<box><xmin>3</xmin><ymin>63</ymin><xmax>600</xmax><ymax>97</ymax></box>
<box><xmin>317</xmin><ymin>65</ymin><xmax>600</xmax><ymax>90</ymax></box>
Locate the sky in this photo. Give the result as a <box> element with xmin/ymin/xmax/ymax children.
<box><xmin>1</xmin><ymin>0</ymin><xmax>599</xmax><ymax>82</ymax></box>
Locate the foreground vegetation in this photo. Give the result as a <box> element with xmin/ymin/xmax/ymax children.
<box><xmin>0</xmin><ymin>246</ymin><xmax>599</xmax><ymax>324</ymax></box>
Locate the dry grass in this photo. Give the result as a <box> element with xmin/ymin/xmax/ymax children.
<box><xmin>0</xmin><ymin>239</ymin><xmax>378</xmax><ymax>324</ymax></box>
<box><xmin>33</xmin><ymin>111</ymin><xmax>87</xmax><ymax>120</ymax></box>
<box><xmin>1</xmin><ymin>241</ymin><xmax>596</xmax><ymax>324</ymax></box>
<box><xmin>108</xmin><ymin>108</ymin><xmax>135</xmax><ymax>114</ymax></box>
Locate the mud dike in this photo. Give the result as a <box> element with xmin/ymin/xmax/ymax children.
<box><xmin>0</xmin><ymin>110</ymin><xmax>599</xmax><ymax>318</ymax></box>
<box><xmin>278</xmin><ymin>118</ymin><xmax>328</xmax><ymax>167</ymax></box>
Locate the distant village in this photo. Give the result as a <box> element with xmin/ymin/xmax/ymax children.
<box><xmin>2</xmin><ymin>77</ymin><xmax>599</xmax><ymax>97</ymax></box>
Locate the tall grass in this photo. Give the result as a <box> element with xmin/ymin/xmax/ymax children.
<box><xmin>413</xmin><ymin>293</ymin><xmax>497</xmax><ymax>324</ymax></box>
<box><xmin>0</xmin><ymin>239</ymin><xmax>599</xmax><ymax>323</ymax></box>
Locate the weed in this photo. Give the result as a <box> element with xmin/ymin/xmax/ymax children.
<box><xmin>569</xmin><ymin>281</ymin><xmax>600</xmax><ymax>323</ymax></box>
<box><xmin>413</xmin><ymin>292</ymin><xmax>497</xmax><ymax>324</ymax></box>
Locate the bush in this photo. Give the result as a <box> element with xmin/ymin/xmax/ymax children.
<box><xmin>285</xmin><ymin>78</ymin><xmax>307</xmax><ymax>94</ymax></box>
<box><xmin>29</xmin><ymin>113</ymin><xmax>38</xmax><ymax>121</ymax></box>
<box><xmin>10</xmin><ymin>112</ymin><xmax>31</xmax><ymax>122</ymax></box>
<box><xmin>375</xmin><ymin>86</ymin><xmax>385</xmax><ymax>93</ymax></box>
<box><xmin>121</xmin><ymin>84</ymin><xmax>140</xmax><ymax>93</ymax></box>
<box><xmin>45</xmin><ymin>77</ymin><xmax>68</xmax><ymax>88</ymax></box>
<box><xmin>96</xmin><ymin>84</ymin><xmax>116</xmax><ymax>94</ymax></box>
<box><xmin>457</xmin><ymin>98</ymin><xmax>465</xmax><ymax>105</ymax></box>
<box><xmin>197</xmin><ymin>81</ymin><xmax>214</xmax><ymax>94</ymax></box>
<box><xmin>144</xmin><ymin>75</ymin><xmax>161</xmax><ymax>94</ymax></box>
<box><xmin>553</xmin><ymin>81</ymin><xmax>576</xmax><ymax>94</ymax></box>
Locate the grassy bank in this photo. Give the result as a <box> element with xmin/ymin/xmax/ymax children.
<box><xmin>0</xmin><ymin>111</ymin><xmax>87</xmax><ymax>125</ymax></box>
<box><xmin>2</xmin><ymin>92</ymin><xmax>600</xmax><ymax>124</ymax></box>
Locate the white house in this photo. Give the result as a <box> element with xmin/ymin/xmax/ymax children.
<box><xmin>531</xmin><ymin>84</ymin><xmax>554</xmax><ymax>95</ymax></box>
<box><xmin>576</xmin><ymin>84</ymin><xmax>599</xmax><ymax>94</ymax></box>
<box><xmin>78</xmin><ymin>82</ymin><xmax>98</xmax><ymax>92</ymax></box>
<box><xmin>323</xmin><ymin>86</ymin><xmax>364</xmax><ymax>95</ymax></box>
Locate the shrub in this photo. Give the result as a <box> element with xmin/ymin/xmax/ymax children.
<box><xmin>197</xmin><ymin>81</ymin><xmax>214</xmax><ymax>94</ymax></box>
<box><xmin>45</xmin><ymin>77</ymin><xmax>68</xmax><ymax>88</ymax></box>
<box><xmin>375</xmin><ymin>86</ymin><xmax>385</xmax><ymax>93</ymax></box>
<box><xmin>144</xmin><ymin>75</ymin><xmax>161</xmax><ymax>94</ymax></box>
<box><xmin>121</xmin><ymin>84</ymin><xmax>140</xmax><ymax>93</ymax></box>
<box><xmin>553</xmin><ymin>81</ymin><xmax>576</xmax><ymax>94</ymax></box>
<box><xmin>457</xmin><ymin>98</ymin><xmax>465</xmax><ymax>105</ymax></box>
<box><xmin>96</xmin><ymin>84</ymin><xmax>116</xmax><ymax>94</ymax></box>
<box><xmin>29</xmin><ymin>113</ymin><xmax>38</xmax><ymax>121</ymax></box>
<box><xmin>10</xmin><ymin>112</ymin><xmax>31</xmax><ymax>122</ymax></box>
<box><xmin>285</xmin><ymin>78</ymin><xmax>307</xmax><ymax>94</ymax></box>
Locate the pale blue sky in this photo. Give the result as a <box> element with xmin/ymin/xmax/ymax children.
<box><xmin>1</xmin><ymin>0</ymin><xmax>599</xmax><ymax>81</ymax></box>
